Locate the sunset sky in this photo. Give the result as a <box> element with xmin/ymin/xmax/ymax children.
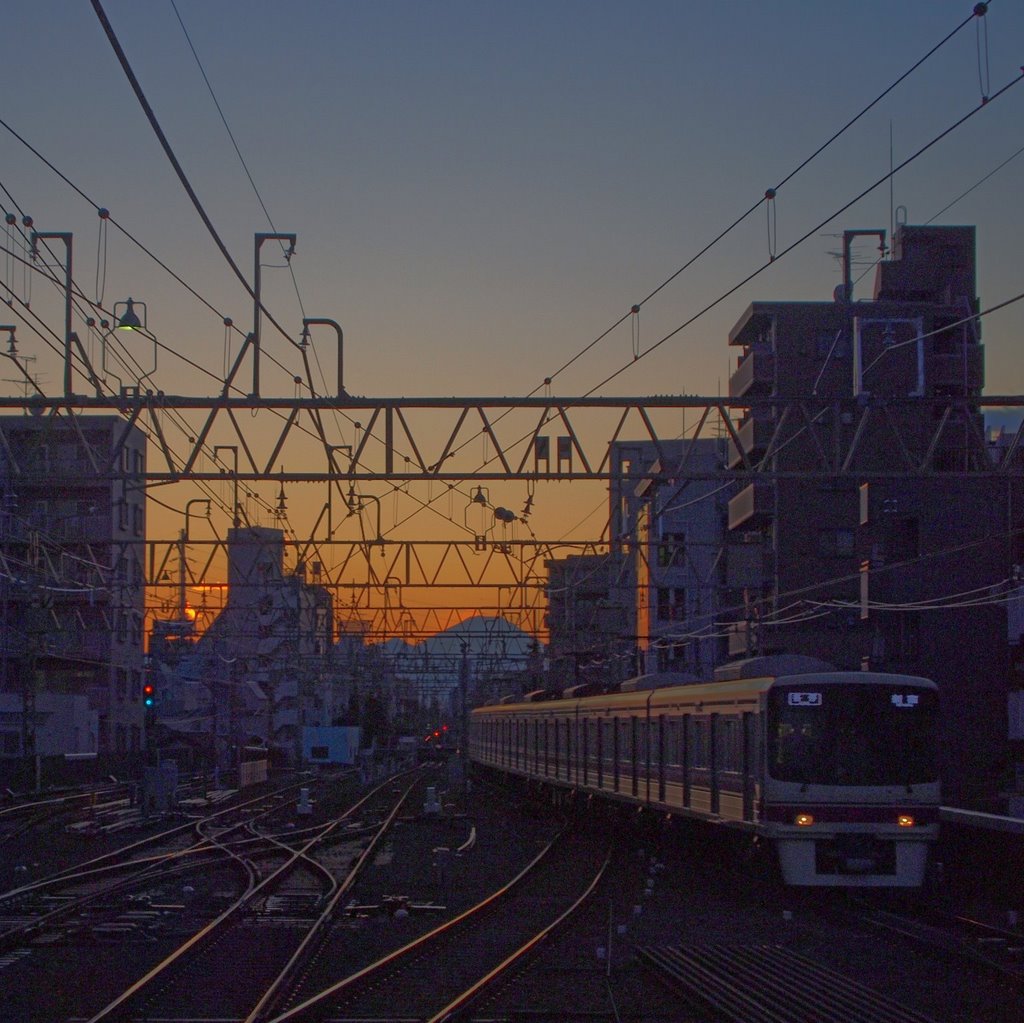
<box><xmin>4</xmin><ymin>1</ymin><xmax>1023</xmax><ymax>633</ymax></box>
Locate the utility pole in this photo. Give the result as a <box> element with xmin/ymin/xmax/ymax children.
<box><xmin>23</xmin><ymin>592</ymin><xmax>49</xmax><ymax>793</ymax></box>
<box><xmin>459</xmin><ymin>640</ymin><xmax>469</xmax><ymax>788</ymax></box>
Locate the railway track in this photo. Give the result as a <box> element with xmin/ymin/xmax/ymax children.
<box><xmin>73</xmin><ymin>768</ymin><xmax>428</xmax><ymax>1022</ymax></box>
<box><xmin>855</xmin><ymin>902</ymin><xmax>1024</xmax><ymax>987</ymax></box>
<box><xmin>267</xmin><ymin>825</ymin><xmax>610</xmax><ymax>1023</ymax></box>
<box><xmin>0</xmin><ymin>779</ymin><xmax>320</xmax><ymax>953</ymax></box>
<box><xmin>638</xmin><ymin>944</ymin><xmax>938</xmax><ymax>1023</ymax></box>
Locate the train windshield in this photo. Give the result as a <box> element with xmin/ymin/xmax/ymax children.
<box><xmin>767</xmin><ymin>683</ymin><xmax>938</xmax><ymax>786</ymax></box>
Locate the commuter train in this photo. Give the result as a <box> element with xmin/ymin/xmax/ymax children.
<box><xmin>468</xmin><ymin>669</ymin><xmax>940</xmax><ymax>887</ymax></box>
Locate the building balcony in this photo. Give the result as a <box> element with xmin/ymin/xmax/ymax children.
<box><xmin>39</xmin><ymin>631</ymin><xmax>111</xmax><ymax>661</ymax></box>
<box><xmin>929</xmin><ymin>345</ymin><xmax>984</xmax><ymax>392</ymax></box>
<box><xmin>728</xmin><ymin>482</ymin><xmax>774</xmax><ymax>531</ymax></box>
<box><xmin>727</xmin><ymin>621</ymin><xmax>753</xmax><ymax>657</ymax></box>
<box><xmin>726</xmin><ymin>416</ymin><xmax>773</xmax><ymax>469</ymax></box>
<box><xmin>729</xmin><ymin>348</ymin><xmax>775</xmax><ymax>399</ymax></box>
<box><xmin>726</xmin><ymin>541</ymin><xmax>764</xmax><ymax>589</ymax></box>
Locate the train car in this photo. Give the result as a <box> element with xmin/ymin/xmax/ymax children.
<box><xmin>468</xmin><ymin>670</ymin><xmax>940</xmax><ymax>887</ymax></box>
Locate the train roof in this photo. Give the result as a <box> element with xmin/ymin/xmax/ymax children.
<box><xmin>471</xmin><ymin>670</ymin><xmax>937</xmax><ymax>715</ymax></box>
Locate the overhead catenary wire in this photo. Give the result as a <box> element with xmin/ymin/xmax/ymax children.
<box><xmin>584</xmin><ymin>68</ymin><xmax>1024</xmax><ymax>398</ymax></box>
<box><xmin>459</xmin><ymin>2</ymin><xmax>988</xmax><ymax>413</ymax></box>
<box><xmin>4</xmin><ymin>4</ymin><xmax>1019</xmax><ymax>647</ymax></box>
<box><xmin>90</xmin><ymin>0</ymin><xmax>300</xmax><ymax>357</ymax></box>
<box><xmin>389</xmin><ymin>13</ymin><xmax>1017</xmax><ymax>543</ymax></box>
<box><xmin>0</xmin><ymin>124</ymin><xmax>490</xmax><ymax>545</ymax></box>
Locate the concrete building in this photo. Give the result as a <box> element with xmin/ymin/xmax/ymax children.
<box><xmin>0</xmin><ymin>414</ymin><xmax>147</xmax><ymax>768</ymax></box>
<box><xmin>627</xmin><ymin>439</ymin><xmax>734</xmax><ymax>679</ymax></box>
<box><xmin>544</xmin><ymin>552</ymin><xmax>632</xmax><ymax>689</ymax></box>
<box><xmin>723</xmin><ymin>224</ymin><xmax>1019</xmax><ymax>807</ymax></box>
<box><xmin>189</xmin><ymin>526</ymin><xmax>334</xmax><ymax>765</ymax></box>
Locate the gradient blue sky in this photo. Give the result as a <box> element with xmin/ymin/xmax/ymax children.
<box><xmin>3</xmin><ymin>1</ymin><xmax>1023</xmax><ymax>556</ymax></box>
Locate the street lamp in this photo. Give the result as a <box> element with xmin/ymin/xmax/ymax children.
<box><xmin>99</xmin><ymin>298</ymin><xmax>157</xmax><ymax>391</ymax></box>
<box><xmin>115</xmin><ymin>297</ymin><xmax>144</xmax><ymax>330</ymax></box>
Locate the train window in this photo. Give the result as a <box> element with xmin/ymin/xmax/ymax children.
<box><xmin>691</xmin><ymin>719</ymin><xmax>706</xmax><ymax>769</ymax></box>
<box><xmin>767</xmin><ymin>683</ymin><xmax>939</xmax><ymax>786</ymax></box>
<box><xmin>719</xmin><ymin>717</ymin><xmax>739</xmax><ymax>772</ymax></box>
<box><xmin>665</xmin><ymin>718</ymin><xmax>679</xmax><ymax>768</ymax></box>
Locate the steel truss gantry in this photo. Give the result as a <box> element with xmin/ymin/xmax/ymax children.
<box><xmin>3</xmin><ymin>392</ymin><xmax>1024</xmax><ymax>483</ymax></box>
<box><xmin>4</xmin><ymin>392</ymin><xmax>1023</xmax><ymax>641</ymax></box>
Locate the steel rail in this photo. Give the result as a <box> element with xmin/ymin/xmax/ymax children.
<box><xmin>426</xmin><ymin>845</ymin><xmax>612</xmax><ymax>1023</ymax></box>
<box><xmin>265</xmin><ymin>823</ymin><xmax>579</xmax><ymax>1023</ymax></box>
<box><xmin>243</xmin><ymin>772</ymin><xmax>424</xmax><ymax>1023</ymax></box>
<box><xmin>81</xmin><ymin>769</ymin><xmax>420</xmax><ymax>1023</ymax></box>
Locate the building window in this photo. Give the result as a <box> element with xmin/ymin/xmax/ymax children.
<box><xmin>656</xmin><ymin>588</ymin><xmax>686</xmax><ymax>621</ymax></box>
<box><xmin>656</xmin><ymin>642</ymin><xmax>689</xmax><ymax>672</ymax></box>
<box><xmin>657</xmin><ymin>532</ymin><xmax>686</xmax><ymax>568</ymax></box>
<box><xmin>817</xmin><ymin>528</ymin><xmax>855</xmax><ymax>558</ymax></box>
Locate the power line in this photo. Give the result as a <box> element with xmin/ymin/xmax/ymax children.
<box><xmin>585</xmin><ymin>68</ymin><xmax>1024</xmax><ymax>397</ymax></box>
<box><xmin>89</xmin><ymin>0</ymin><xmax>318</xmax><ymax>387</ymax></box>
<box><xmin>169</xmin><ymin>0</ymin><xmax>308</xmax><ymax>324</ymax></box>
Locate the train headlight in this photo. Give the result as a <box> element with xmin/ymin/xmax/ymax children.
<box><xmin>794</xmin><ymin>813</ymin><xmax>814</xmax><ymax>827</ymax></box>
<box><xmin>897</xmin><ymin>814</ymin><xmax>915</xmax><ymax>828</ymax></box>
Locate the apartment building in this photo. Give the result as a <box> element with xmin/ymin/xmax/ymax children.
<box><xmin>0</xmin><ymin>414</ymin><xmax>147</xmax><ymax>762</ymax></box>
<box><xmin>723</xmin><ymin>224</ymin><xmax>1018</xmax><ymax>806</ymax></box>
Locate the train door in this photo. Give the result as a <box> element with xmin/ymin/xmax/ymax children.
<box><xmin>626</xmin><ymin>716</ymin><xmax>634</xmax><ymax>794</ymax></box>
<box><xmin>613</xmin><ymin>717</ymin><xmax>621</xmax><ymax>792</ymax></box>
<box><xmin>581</xmin><ymin>718</ymin><xmax>589</xmax><ymax>786</ymax></box>
<box><xmin>742</xmin><ymin>711</ymin><xmax>755</xmax><ymax>821</ymax></box>
<box><xmin>596</xmin><ymin>718</ymin><xmax>604</xmax><ymax>789</ymax></box>
<box><xmin>544</xmin><ymin>717</ymin><xmax>551</xmax><ymax>777</ymax></box>
<box><xmin>643</xmin><ymin>713</ymin><xmax>652</xmax><ymax>804</ymax></box>
<box><xmin>657</xmin><ymin>715</ymin><xmax>666</xmax><ymax>804</ymax></box>
<box><xmin>681</xmin><ymin>713</ymin><xmax>691</xmax><ymax>808</ymax></box>
<box><xmin>709</xmin><ymin>713</ymin><xmax>720</xmax><ymax>815</ymax></box>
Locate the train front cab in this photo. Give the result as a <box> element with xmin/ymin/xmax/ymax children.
<box><xmin>761</xmin><ymin>674</ymin><xmax>940</xmax><ymax>887</ymax></box>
